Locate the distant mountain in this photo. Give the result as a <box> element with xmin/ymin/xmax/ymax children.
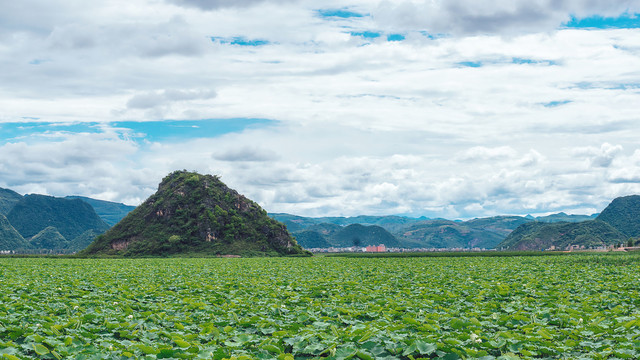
<box><xmin>82</xmin><ymin>171</ymin><xmax>308</xmax><ymax>257</ymax></box>
<box><xmin>68</xmin><ymin>229</ymin><xmax>102</xmax><ymax>252</ymax></box>
<box><xmin>0</xmin><ymin>214</ymin><xmax>30</xmax><ymax>251</ymax></box>
<box><xmin>7</xmin><ymin>194</ymin><xmax>110</xmax><ymax>241</ymax></box>
<box><xmin>274</xmin><ymin>212</ymin><xmax>603</xmax><ymax>250</ymax></box>
<box><xmin>0</xmin><ymin>187</ymin><xmax>22</xmax><ymax>216</ymax></box>
<box><xmin>596</xmin><ymin>195</ymin><xmax>640</xmax><ymax>237</ymax></box>
<box><xmin>394</xmin><ymin>219</ymin><xmax>506</xmax><ymax>249</ymax></box>
<box><xmin>269</xmin><ymin>214</ymin><xmax>322</xmax><ymax>233</ymax></box>
<box><xmin>292</xmin><ymin>223</ymin><xmax>399</xmax><ymax>249</ymax></box>
<box><xmin>270</xmin><ymin>213</ymin><xmax>426</xmax><ymax>234</ymax></box>
<box><xmin>535</xmin><ymin>212</ymin><xmax>598</xmax><ymax>223</ymax></box>
<box><xmin>498</xmin><ymin>195</ymin><xmax>640</xmax><ymax>251</ymax></box>
<box><xmin>464</xmin><ymin>216</ymin><xmax>532</xmax><ymax>237</ymax></box>
<box><xmin>498</xmin><ymin>220</ymin><xmax>625</xmax><ymax>251</ymax></box>
<box><xmin>66</xmin><ymin>196</ymin><xmax>136</xmax><ymax>226</ymax></box>
<box><xmin>333</xmin><ymin>224</ymin><xmax>400</xmax><ymax>247</ymax></box>
<box><xmin>29</xmin><ymin>226</ymin><xmax>69</xmax><ymax>250</ymax></box>
<box><xmin>293</xmin><ymin>230</ymin><xmax>333</xmax><ymax>249</ymax></box>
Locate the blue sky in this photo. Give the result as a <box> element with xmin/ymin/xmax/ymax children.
<box><xmin>1</xmin><ymin>0</ymin><xmax>640</xmax><ymax>218</ymax></box>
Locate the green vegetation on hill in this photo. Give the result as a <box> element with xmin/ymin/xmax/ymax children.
<box><xmin>332</xmin><ymin>224</ymin><xmax>400</xmax><ymax>247</ymax></box>
<box><xmin>499</xmin><ymin>195</ymin><xmax>640</xmax><ymax>251</ymax></box>
<box><xmin>270</xmin><ymin>213</ymin><xmax>427</xmax><ymax>234</ymax></box>
<box><xmin>288</xmin><ymin>223</ymin><xmax>399</xmax><ymax>249</ymax></box>
<box><xmin>29</xmin><ymin>226</ymin><xmax>69</xmax><ymax>250</ymax></box>
<box><xmin>68</xmin><ymin>229</ymin><xmax>101</xmax><ymax>252</ymax></box>
<box><xmin>0</xmin><ymin>214</ymin><xmax>30</xmax><ymax>250</ymax></box>
<box><xmin>535</xmin><ymin>212</ymin><xmax>598</xmax><ymax>223</ymax></box>
<box><xmin>67</xmin><ymin>196</ymin><xmax>136</xmax><ymax>226</ymax></box>
<box><xmin>82</xmin><ymin>170</ymin><xmax>309</xmax><ymax>257</ymax></box>
<box><xmin>596</xmin><ymin>195</ymin><xmax>640</xmax><ymax>237</ymax></box>
<box><xmin>395</xmin><ymin>219</ymin><xmax>506</xmax><ymax>249</ymax></box>
<box><xmin>274</xmin><ymin>213</ymin><xmax>599</xmax><ymax>250</ymax></box>
<box><xmin>498</xmin><ymin>220</ymin><xmax>625</xmax><ymax>251</ymax></box>
<box><xmin>292</xmin><ymin>230</ymin><xmax>332</xmax><ymax>249</ymax></box>
<box><xmin>7</xmin><ymin>194</ymin><xmax>110</xmax><ymax>240</ymax></box>
<box><xmin>0</xmin><ymin>187</ymin><xmax>22</xmax><ymax>216</ymax></box>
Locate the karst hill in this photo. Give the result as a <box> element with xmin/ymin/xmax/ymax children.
<box><xmin>81</xmin><ymin>170</ymin><xmax>309</xmax><ymax>257</ymax></box>
<box><xmin>498</xmin><ymin>195</ymin><xmax>640</xmax><ymax>251</ymax></box>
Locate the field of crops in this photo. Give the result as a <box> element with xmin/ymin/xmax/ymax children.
<box><xmin>1</xmin><ymin>254</ymin><xmax>640</xmax><ymax>359</ymax></box>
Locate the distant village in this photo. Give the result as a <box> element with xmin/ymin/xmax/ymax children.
<box><xmin>308</xmin><ymin>244</ymin><xmax>493</xmax><ymax>253</ymax></box>
<box><xmin>308</xmin><ymin>243</ymin><xmax>640</xmax><ymax>253</ymax></box>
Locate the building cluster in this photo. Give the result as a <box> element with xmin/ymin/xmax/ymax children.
<box><xmin>308</xmin><ymin>245</ymin><xmax>491</xmax><ymax>253</ymax></box>
<box><xmin>545</xmin><ymin>244</ymin><xmax>639</xmax><ymax>252</ymax></box>
<box><xmin>365</xmin><ymin>244</ymin><xmax>386</xmax><ymax>252</ymax></box>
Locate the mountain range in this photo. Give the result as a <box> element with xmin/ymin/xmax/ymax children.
<box><xmin>499</xmin><ymin>195</ymin><xmax>640</xmax><ymax>250</ymax></box>
<box><xmin>271</xmin><ymin>212</ymin><xmax>597</xmax><ymax>249</ymax></box>
<box><xmin>0</xmin><ymin>190</ymin><xmax>126</xmax><ymax>253</ymax></box>
<box><xmin>1</xmin><ymin>180</ymin><xmax>637</xmax><ymax>253</ymax></box>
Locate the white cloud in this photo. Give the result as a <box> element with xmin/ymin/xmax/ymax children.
<box><xmin>1</xmin><ymin>0</ymin><xmax>640</xmax><ymax>218</ymax></box>
<box><xmin>372</xmin><ymin>0</ymin><xmax>640</xmax><ymax>35</ymax></box>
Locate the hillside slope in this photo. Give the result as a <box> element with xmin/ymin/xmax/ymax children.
<box><xmin>0</xmin><ymin>187</ymin><xmax>22</xmax><ymax>216</ymax></box>
<box><xmin>0</xmin><ymin>214</ymin><xmax>30</xmax><ymax>251</ymax></box>
<box><xmin>82</xmin><ymin>171</ymin><xmax>309</xmax><ymax>257</ymax></box>
<box><xmin>394</xmin><ymin>219</ymin><xmax>506</xmax><ymax>249</ymax></box>
<box><xmin>7</xmin><ymin>194</ymin><xmax>110</xmax><ymax>240</ymax></box>
<box><xmin>498</xmin><ymin>220</ymin><xmax>625</xmax><ymax>251</ymax></box>
<box><xmin>596</xmin><ymin>195</ymin><xmax>640</xmax><ymax>237</ymax></box>
<box><xmin>67</xmin><ymin>196</ymin><xmax>136</xmax><ymax>226</ymax></box>
<box><xmin>29</xmin><ymin>226</ymin><xmax>69</xmax><ymax>250</ymax></box>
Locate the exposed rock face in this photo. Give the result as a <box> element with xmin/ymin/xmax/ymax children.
<box><xmin>82</xmin><ymin>170</ymin><xmax>309</xmax><ymax>257</ymax></box>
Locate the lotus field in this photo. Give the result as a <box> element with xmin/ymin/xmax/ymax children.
<box><xmin>1</xmin><ymin>255</ymin><xmax>640</xmax><ymax>359</ymax></box>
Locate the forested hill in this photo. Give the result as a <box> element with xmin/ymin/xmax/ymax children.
<box><xmin>7</xmin><ymin>194</ymin><xmax>110</xmax><ymax>240</ymax></box>
<box><xmin>66</xmin><ymin>196</ymin><xmax>136</xmax><ymax>226</ymax></box>
<box><xmin>595</xmin><ymin>195</ymin><xmax>640</xmax><ymax>237</ymax></box>
<box><xmin>498</xmin><ymin>195</ymin><xmax>640</xmax><ymax>250</ymax></box>
<box><xmin>82</xmin><ymin>171</ymin><xmax>309</xmax><ymax>257</ymax></box>
<box><xmin>0</xmin><ymin>187</ymin><xmax>22</xmax><ymax>216</ymax></box>
<box><xmin>498</xmin><ymin>220</ymin><xmax>625</xmax><ymax>251</ymax></box>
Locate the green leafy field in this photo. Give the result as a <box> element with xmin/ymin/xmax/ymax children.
<box><xmin>1</xmin><ymin>255</ymin><xmax>640</xmax><ymax>359</ymax></box>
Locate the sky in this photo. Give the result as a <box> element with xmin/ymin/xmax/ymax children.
<box><xmin>1</xmin><ymin>0</ymin><xmax>640</xmax><ymax>219</ymax></box>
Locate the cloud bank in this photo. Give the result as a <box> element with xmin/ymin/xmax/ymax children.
<box><xmin>1</xmin><ymin>0</ymin><xmax>640</xmax><ymax>218</ymax></box>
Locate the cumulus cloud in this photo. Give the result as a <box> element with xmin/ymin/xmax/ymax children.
<box><xmin>572</xmin><ymin>143</ymin><xmax>624</xmax><ymax>168</ymax></box>
<box><xmin>212</xmin><ymin>146</ymin><xmax>279</xmax><ymax>162</ymax></box>
<box><xmin>0</xmin><ymin>131</ymin><xmax>154</xmax><ymax>204</ymax></box>
<box><xmin>126</xmin><ymin>89</ymin><xmax>217</xmax><ymax>110</ymax></box>
<box><xmin>166</xmin><ymin>0</ymin><xmax>298</xmax><ymax>10</ymax></box>
<box><xmin>1</xmin><ymin>0</ymin><xmax>640</xmax><ymax>219</ymax></box>
<box><xmin>372</xmin><ymin>0</ymin><xmax>640</xmax><ymax>35</ymax></box>
<box><xmin>457</xmin><ymin>146</ymin><xmax>518</xmax><ymax>162</ymax></box>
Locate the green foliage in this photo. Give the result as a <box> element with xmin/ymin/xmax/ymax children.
<box><xmin>29</xmin><ymin>226</ymin><xmax>69</xmax><ymax>250</ymax></box>
<box><xmin>67</xmin><ymin>230</ymin><xmax>101</xmax><ymax>252</ymax></box>
<box><xmin>0</xmin><ymin>187</ymin><xmax>22</xmax><ymax>216</ymax></box>
<box><xmin>293</xmin><ymin>224</ymin><xmax>399</xmax><ymax>249</ymax></box>
<box><xmin>0</xmin><ymin>214</ymin><xmax>30</xmax><ymax>250</ymax></box>
<box><xmin>82</xmin><ymin>170</ymin><xmax>308</xmax><ymax>257</ymax></box>
<box><xmin>498</xmin><ymin>220</ymin><xmax>625</xmax><ymax>250</ymax></box>
<box><xmin>596</xmin><ymin>195</ymin><xmax>640</xmax><ymax>237</ymax></box>
<box><xmin>333</xmin><ymin>224</ymin><xmax>399</xmax><ymax>247</ymax></box>
<box><xmin>1</xmin><ymin>254</ymin><xmax>640</xmax><ymax>359</ymax></box>
<box><xmin>7</xmin><ymin>194</ymin><xmax>110</xmax><ymax>240</ymax></box>
<box><xmin>294</xmin><ymin>230</ymin><xmax>333</xmax><ymax>249</ymax></box>
<box><xmin>66</xmin><ymin>196</ymin><xmax>136</xmax><ymax>226</ymax></box>
<box><xmin>275</xmin><ymin>213</ymin><xmax>601</xmax><ymax>250</ymax></box>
